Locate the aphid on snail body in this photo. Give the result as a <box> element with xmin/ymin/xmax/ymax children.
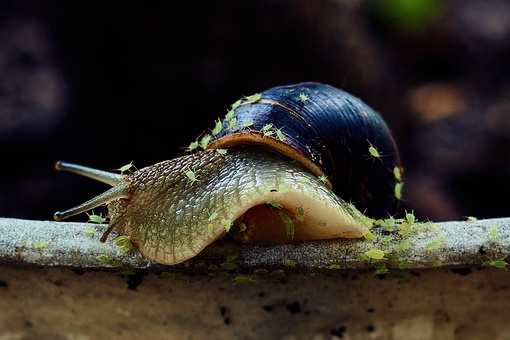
<box><xmin>53</xmin><ymin>82</ymin><xmax>402</xmax><ymax>265</ymax></box>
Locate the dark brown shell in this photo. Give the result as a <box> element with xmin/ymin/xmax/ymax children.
<box><xmin>208</xmin><ymin>82</ymin><xmax>402</xmax><ymax>218</ymax></box>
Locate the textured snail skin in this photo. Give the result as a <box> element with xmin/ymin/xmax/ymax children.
<box><xmin>106</xmin><ymin>146</ymin><xmax>369</xmax><ymax>265</ymax></box>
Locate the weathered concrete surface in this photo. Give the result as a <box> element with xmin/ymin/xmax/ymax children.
<box><xmin>0</xmin><ymin>265</ymin><xmax>509</xmax><ymax>339</ymax></box>
<box><xmin>1</xmin><ymin>217</ymin><xmax>510</xmax><ymax>338</ymax></box>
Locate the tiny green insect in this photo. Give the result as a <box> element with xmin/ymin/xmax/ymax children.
<box><xmin>275</xmin><ymin>128</ymin><xmax>285</xmax><ymax>141</ymax></box>
<box><xmin>364</xmin><ymin>231</ymin><xmax>375</xmax><ymax>241</ymax></box>
<box><xmin>228</xmin><ymin>117</ymin><xmax>237</xmax><ymax>130</ymax></box>
<box><xmin>225</xmin><ymin>109</ymin><xmax>235</xmax><ymax>120</ymax></box>
<box><xmin>233</xmin><ymin>275</ymin><xmax>255</xmax><ymax>283</ymax></box>
<box><xmin>215</xmin><ymin>148</ymin><xmax>228</xmax><ymax>156</ymax></box>
<box><xmin>329</xmin><ymin>264</ymin><xmax>341</xmax><ymax>269</ymax></box>
<box><xmin>242</xmin><ymin>120</ymin><xmax>254</xmax><ymax>129</ymax></box>
<box><xmin>187</xmin><ymin>140</ymin><xmax>199</xmax><ymax>152</ymax></box>
<box><xmin>294</xmin><ymin>206</ymin><xmax>306</xmax><ymax>222</ymax></box>
<box><xmin>231</xmin><ymin>99</ymin><xmax>242</xmax><ymax>109</ymax></box>
<box><xmin>394</xmin><ymin>182</ymin><xmax>403</xmax><ymax>200</ymax></box>
<box><xmin>115</xmin><ymin>235</ymin><xmax>132</xmax><ymax>253</ymax></box>
<box><xmin>365</xmin><ymin>248</ymin><xmax>385</xmax><ymax>260</ymax></box>
<box><xmin>185</xmin><ymin>170</ymin><xmax>198</xmax><ymax>184</ymax></box>
<box><xmin>211</xmin><ymin>119</ymin><xmax>223</xmax><ymax>136</ymax></box>
<box><xmin>199</xmin><ymin>134</ymin><xmax>212</xmax><ymax>149</ymax></box>
<box><xmin>297</xmin><ymin>93</ymin><xmax>309</xmax><ymax>103</ymax></box>
<box><xmin>97</xmin><ymin>254</ymin><xmax>111</xmax><ymax>263</ymax></box>
<box><xmin>222</xmin><ymin>219</ymin><xmax>232</xmax><ymax>233</ymax></box>
<box><xmin>395</xmin><ymin>242</ymin><xmax>410</xmax><ymax>252</ymax></box>
<box><xmin>367</xmin><ymin>140</ymin><xmax>383</xmax><ymax>161</ymax></box>
<box><xmin>261</xmin><ymin>123</ymin><xmax>274</xmax><ymax>137</ymax></box>
<box><xmin>490</xmin><ymin>225</ymin><xmax>499</xmax><ymax>240</ymax></box>
<box><xmin>405</xmin><ymin>210</ymin><xmax>416</xmax><ymax>224</ymax></box>
<box><xmin>34</xmin><ymin>241</ymin><xmax>46</xmax><ymax>250</ymax></box>
<box><xmin>465</xmin><ymin>216</ymin><xmax>478</xmax><ymax>221</ymax></box>
<box><xmin>382</xmin><ymin>235</ymin><xmax>393</xmax><ymax>242</ymax></box>
<box><xmin>84</xmin><ymin>226</ymin><xmax>96</xmax><ymax>236</ymax></box>
<box><xmin>86</xmin><ymin>211</ymin><xmax>106</xmax><ymax>224</ymax></box>
<box><xmin>317</xmin><ymin>175</ymin><xmax>329</xmax><ymax>184</ymax></box>
<box><xmin>284</xmin><ymin>259</ymin><xmax>296</xmax><ymax>267</ymax></box>
<box><xmin>280</xmin><ymin>212</ymin><xmax>296</xmax><ymax>239</ymax></box>
<box><xmin>374</xmin><ymin>266</ymin><xmax>389</xmax><ymax>276</ymax></box>
<box><xmin>484</xmin><ymin>258</ymin><xmax>508</xmax><ymax>270</ymax></box>
<box><xmin>393</xmin><ymin>166</ymin><xmax>403</xmax><ymax>181</ymax></box>
<box><xmin>118</xmin><ymin>161</ymin><xmax>135</xmax><ymax>174</ymax></box>
<box><xmin>207</xmin><ymin>212</ymin><xmax>218</xmax><ymax>222</ymax></box>
<box><xmin>266</xmin><ymin>200</ymin><xmax>282</xmax><ymax>208</ymax></box>
<box><xmin>245</xmin><ymin>93</ymin><xmax>261</xmax><ymax>102</ymax></box>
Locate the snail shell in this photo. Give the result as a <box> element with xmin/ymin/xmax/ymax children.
<box><xmin>54</xmin><ymin>82</ymin><xmax>402</xmax><ymax>265</ymax></box>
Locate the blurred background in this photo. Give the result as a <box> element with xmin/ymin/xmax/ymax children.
<box><xmin>1</xmin><ymin>0</ymin><xmax>509</xmax><ymax>222</ymax></box>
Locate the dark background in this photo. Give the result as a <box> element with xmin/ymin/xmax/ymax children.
<box><xmin>1</xmin><ymin>0</ymin><xmax>509</xmax><ymax>222</ymax></box>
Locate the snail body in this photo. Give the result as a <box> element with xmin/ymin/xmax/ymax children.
<box><xmin>54</xmin><ymin>82</ymin><xmax>402</xmax><ymax>265</ymax></box>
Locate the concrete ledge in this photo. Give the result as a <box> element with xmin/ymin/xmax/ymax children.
<box><xmin>1</xmin><ymin>217</ymin><xmax>509</xmax><ymax>273</ymax></box>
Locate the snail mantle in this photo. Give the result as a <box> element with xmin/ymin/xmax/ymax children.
<box><xmin>1</xmin><ymin>217</ymin><xmax>509</xmax><ymax>275</ymax></box>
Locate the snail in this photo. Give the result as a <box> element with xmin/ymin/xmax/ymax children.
<box><xmin>54</xmin><ymin>82</ymin><xmax>402</xmax><ymax>265</ymax></box>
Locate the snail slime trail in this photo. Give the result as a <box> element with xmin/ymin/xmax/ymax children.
<box><xmin>54</xmin><ymin>82</ymin><xmax>402</xmax><ymax>265</ymax></box>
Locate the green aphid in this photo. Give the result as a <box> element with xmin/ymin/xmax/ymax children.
<box><xmin>34</xmin><ymin>241</ymin><xmax>46</xmax><ymax>250</ymax></box>
<box><xmin>208</xmin><ymin>212</ymin><xmax>218</xmax><ymax>222</ymax></box>
<box><xmin>231</xmin><ymin>99</ymin><xmax>242</xmax><ymax>109</ymax></box>
<box><xmin>365</xmin><ymin>248</ymin><xmax>385</xmax><ymax>260</ymax></box>
<box><xmin>405</xmin><ymin>210</ymin><xmax>416</xmax><ymax>224</ymax></box>
<box><xmin>211</xmin><ymin>119</ymin><xmax>223</xmax><ymax>135</ymax></box>
<box><xmin>115</xmin><ymin>235</ymin><xmax>132</xmax><ymax>253</ymax></box>
<box><xmin>222</xmin><ymin>219</ymin><xmax>232</xmax><ymax>233</ymax></box>
<box><xmin>297</xmin><ymin>93</ymin><xmax>309</xmax><ymax>103</ymax></box>
<box><xmin>220</xmin><ymin>261</ymin><xmax>236</xmax><ymax>271</ymax></box>
<box><xmin>267</xmin><ymin>200</ymin><xmax>282</xmax><ymax>208</ymax></box>
<box><xmin>329</xmin><ymin>264</ymin><xmax>341</xmax><ymax>269</ymax></box>
<box><xmin>284</xmin><ymin>259</ymin><xmax>296</xmax><ymax>267</ymax></box>
<box><xmin>382</xmin><ymin>235</ymin><xmax>393</xmax><ymax>242</ymax></box>
<box><xmin>367</xmin><ymin>140</ymin><xmax>383</xmax><ymax>161</ymax></box>
<box><xmin>395</xmin><ymin>242</ymin><xmax>410</xmax><ymax>252</ymax></box>
<box><xmin>225</xmin><ymin>109</ymin><xmax>235</xmax><ymax>120</ymax></box>
<box><xmin>118</xmin><ymin>161</ymin><xmax>135</xmax><ymax>174</ymax></box>
<box><xmin>294</xmin><ymin>206</ymin><xmax>306</xmax><ymax>222</ymax></box>
<box><xmin>317</xmin><ymin>175</ymin><xmax>329</xmax><ymax>185</ymax></box>
<box><xmin>187</xmin><ymin>140</ymin><xmax>199</xmax><ymax>152</ymax></box>
<box><xmin>276</xmin><ymin>128</ymin><xmax>285</xmax><ymax>141</ymax></box>
<box><xmin>254</xmin><ymin>268</ymin><xmax>269</xmax><ymax>275</ymax></box>
<box><xmin>233</xmin><ymin>275</ymin><xmax>255</xmax><ymax>283</ymax></box>
<box><xmin>261</xmin><ymin>123</ymin><xmax>274</xmax><ymax>137</ymax></box>
<box><xmin>185</xmin><ymin>170</ymin><xmax>198</xmax><ymax>184</ymax></box>
<box><xmin>484</xmin><ymin>258</ymin><xmax>508</xmax><ymax>270</ymax></box>
<box><xmin>285</xmin><ymin>221</ymin><xmax>295</xmax><ymax>239</ymax></box>
<box><xmin>84</xmin><ymin>226</ymin><xmax>96</xmax><ymax>236</ymax></box>
<box><xmin>97</xmin><ymin>254</ymin><xmax>111</xmax><ymax>263</ymax></box>
<box><xmin>228</xmin><ymin>117</ymin><xmax>237</xmax><ymax>130</ymax></box>
<box><xmin>490</xmin><ymin>225</ymin><xmax>499</xmax><ymax>240</ymax></box>
<box><xmin>393</xmin><ymin>166</ymin><xmax>403</xmax><ymax>181</ymax></box>
<box><xmin>87</xmin><ymin>211</ymin><xmax>106</xmax><ymax>224</ymax></box>
<box><xmin>394</xmin><ymin>182</ymin><xmax>403</xmax><ymax>200</ymax></box>
<box><xmin>216</xmin><ymin>148</ymin><xmax>228</xmax><ymax>156</ymax></box>
<box><xmin>242</xmin><ymin>120</ymin><xmax>254</xmax><ymax>129</ymax></box>
<box><xmin>245</xmin><ymin>93</ymin><xmax>261</xmax><ymax>102</ymax></box>
<box><xmin>364</xmin><ymin>231</ymin><xmax>375</xmax><ymax>241</ymax></box>
<box><xmin>400</xmin><ymin>259</ymin><xmax>413</xmax><ymax>267</ymax></box>
<box><xmin>225</xmin><ymin>255</ymin><xmax>238</xmax><ymax>262</ymax></box>
<box><xmin>199</xmin><ymin>134</ymin><xmax>212</xmax><ymax>149</ymax></box>
<box><xmin>374</xmin><ymin>266</ymin><xmax>389</xmax><ymax>276</ymax></box>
